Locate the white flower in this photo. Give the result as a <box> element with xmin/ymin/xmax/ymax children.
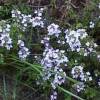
<box><xmin>77</xmin><ymin>29</ymin><xmax>87</xmax><ymax>39</ymax></box>
<box><xmin>51</xmin><ymin>67</ymin><xmax>66</xmax><ymax>89</ymax></box>
<box><xmin>31</xmin><ymin>17</ymin><xmax>44</xmax><ymax>27</ymax></box>
<box><xmin>71</xmin><ymin>66</ymin><xmax>84</xmax><ymax>79</ymax></box>
<box><xmin>98</xmin><ymin>3</ymin><xmax>100</xmax><ymax>9</ymax></box>
<box><xmin>41</xmin><ymin>43</ymin><xmax>68</xmax><ymax>89</ymax></box>
<box><xmin>47</xmin><ymin>23</ymin><xmax>61</xmax><ymax>37</ymax></box>
<box><xmin>18</xmin><ymin>40</ymin><xmax>25</xmax><ymax>47</ymax></box>
<box><xmin>0</xmin><ymin>25</ymin><xmax>12</xmax><ymax>50</ymax></box>
<box><xmin>89</xmin><ymin>21</ymin><xmax>95</xmax><ymax>28</ymax></box>
<box><xmin>74</xmin><ymin>82</ymin><xmax>85</xmax><ymax>92</ymax></box>
<box><xmin>97</xmin><ymin>55</ymin><xmax>100</xmax><ymax>62</ymax></box>
<box><xmin>98</xmin><ymin>79</ymin><xmax>100</xmax><ymax>86</ymax></box>
<box><xmin>17</xmin><ymin>10</ymin><xmax>21</xmax><ymax>15</ymax></box>
<box><xmin>86</xmin><ymin>72</ymin><xmax>90</xmax><ymax>75</ymax></box>
<box><xmin>0</xmin><ymin>40</ymin><xmax>5</xmax><ymax>46</ymax></box>
<box><xmin>51</xmin><ymin>91</ymin><xmax>57</xmax><ymax>100</ymax></box>
<box><xmin>83</xmin><ymin>72</ymin><xmax>93</xmax><ymax>81</ymax></box>
<box><xmin>18</xmin><ymin>40</ymin><xmax>30</xmax><ymax>60</ymax></box>
<box><xmin>34</xmin><ymin>8</ymin><xmax>44</xmax><ymax>17</ymax></box>
<box><xmin>94</xmin><ymin>43</ymin><xmax>98</xmax><ymax>47</ymax></box>
<box><xmin>18</xmin><ymin>47</ymin><xmax>30</xmax><ymax>60</ymax></box>
<box><xmin>6</xmin><ymin>24</ymin><xmax>11</xmax><ymax>28</ymax></box>
<box><xmin>86</xmin><ymin>42</ymin><xmax>90</xmax><ymax>46</ymax></box>
<box><xmin>5</xmin><ymin>38</ymin><xmax>12</xmax><ymax>50</ymax></box>
<box><xmin>88</xmin><ymin>77</ymin><xmax>92</xmax><ymax>81</ymax></box>
<box><xmin>11</xmin><ymin>10</ymin><xmax>16</xmax><ymax>17</ymax></box>
<box><xmin>64</xmin><ymin>29</ymin><xmax>86</xmax><ymax>52</ymax></box>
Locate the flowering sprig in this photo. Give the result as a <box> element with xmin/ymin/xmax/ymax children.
<box><xmin>11</xmin><ymin>9</ymin><xmax>44</xmax><ymax>31</ymax></box>
<box><xmin>50</xmin><ymin>91</ymin><xmax>57</xmax><ymax>100</ymax></box>
<box><xmin>17</xmin><ymin>40</ymin><xmax>30</xmax><ymax>60</ymax></box>
<box><xmin>71</xmin><ymin>65</ymin><xmax>92</xmax><ymax>82</ymax></box>
<box><xmin>89</xmin><ymin>21</ymin><xmax>95</xmax><ymax>28</ymax></box>
<box><xmin>34</xmin><ymin>8</ymin><xmax>44</xmax><ymax>17</ymax></box>
<box><xmin>73</xmin><ymin>82</ymin><xmax>85</xmax><ymax>92</ymax></box>
<box><xmin>41</xmin><ymin>36</ymin><xmax>68</xmax><ymax>99</ymax></box>
<box><xmin>0</xmin><ymin>24</ymin><xmax>12</xmax><ymax>50</ymax></box>
<box><xmin>64</xmin><ymin>29</ymin><xmax>88</xmax><ymax>52</ymax></box>
<box><xmin>47</xmin><ymin>23</ymin><xmax>61</xmax><ymax>37</ymax></box>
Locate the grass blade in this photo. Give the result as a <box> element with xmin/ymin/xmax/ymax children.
<box><xmin>58</xmin><ymin>86</ymin><xmax>85</xmax><ymax>100</ymax></box>
<box><xmin>3</xmin><ymin>75</ymin><xmax>7</xmax><ymax>100</ymax></box>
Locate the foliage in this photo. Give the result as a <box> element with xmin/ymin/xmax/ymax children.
<box><xmin>0</xmin><ymin>0</ymin><xmax>100</xmax><ymax>100</ymax></box>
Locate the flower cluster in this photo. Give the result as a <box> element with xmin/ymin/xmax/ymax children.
<box><xmin>71</xmin><ymin>65</ymin><xmax>84</xmax><ymax>80</ymax></box>
<box><xmin>41</xmin><ymin>45</ymin><xmax>68</xmax><ymax>85</ymax></box>
<box><xmin>81</xmin><ymin>41</ymin><xmax>97</xmax><ymax>56</ymax></box>
<box><xmin>64</xmin><ymin>29</ymin><xmax>87</xmax><ymax>52</ymax></box>
<box><xmin>47</xmin><ymin>23</ymin><xmax>61</xmax><ymax>37</ymax></box>
<box><xmin>34</xmin><ymin>8</ymin><xmax>44</xmax><ymax>17</ymax></box>
<box><xmin>0</xmin><ymin>24</ymin><xmax>12</xmax><ymax>50</ymax></box>
<box><xmin>11</xmin><ymin>8</ymin><xmax>44</xmax><ymax>31</ymax></box>
<box><xmin>57</xmin><ymin>40</ymin><xmax>65</xmax><ymax>45</ymax></box>
<box><xmin>50</xmin><ymin>91</ymin><xmax>57</xmax><ymax>100</ymax></box>
<box><xmin>85</xmin><ymin>72</ymin><xmax>92</xmax><ymax>81</ymax></box>
<box><xmin>98</xmin><ymin>79</ymin><xmax>100</xmax><ymax>86</ymax></box>
<box><xmin>71</xmin><ymin>65</ymin><xmax>92</xmax><ymax>83</ymax></box>
<box><xmin>51</xmin><ymin>67</ymin><xmax>66</xmax><ymax>89</ymax></box>
<box><xmin>73</xmin><ymin>82</ymin><xmax>85</xmax><ymax>92</ymax></box>
<box><xmin>41</xmin><ymin>36</ymin><xmax>68</xmax><ymax>99</ymax></box>
<box><xmin>98</xmin><ymin>3</ymin><xmax>100</xmax><ymax>9</ymax></box>
<box><xmin>12</xmin><ymin>9</ymin><xmax>32</xmax><ymax>31</ymax></box>
<box><xmin>89</xmin><ymin>21</ymin><xmax>95</xmax><ymax>28</ymax></box>
<box><xmin>31</xmin><ymin>16</ymin><xmax>44</xmax><ymax>28</ymax></box>
<box><xmin>18</xmin><ymin>40</ymin><xmax>30</xmax><ymax>60</ymax></box>
<box><xmin>31</xmin><ymin>8</ymin><xmax>44</xmax><ymax>27</ymax></box>
<box><xmin>11</xmin><ymin>9</ymin><xmax>21</xmax><ymax>19</ymax></box>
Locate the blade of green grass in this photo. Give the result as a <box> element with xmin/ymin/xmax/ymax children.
<box><xmin>7</xmin><ymin>55</ymin><xmax>100</xmax><ymax>99</ymax></box>
<box><xmin>9</xmin><ymin>56</ymin><xmax>43</xmax><ymax>75</ymax></box>
<box><xmin>12</xmin><ymin>76</ymin><xmax>18</xmax><ymax>100</ymax></box>
<box><xmin>3</xmin><ymin>75</ymin><xmax>8</xmax><ymax>100</ymax></box>
<box><xmin>58</xmin><ymin>86</ymin><xmax>85</xmax><ymax>100</ymax></box>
